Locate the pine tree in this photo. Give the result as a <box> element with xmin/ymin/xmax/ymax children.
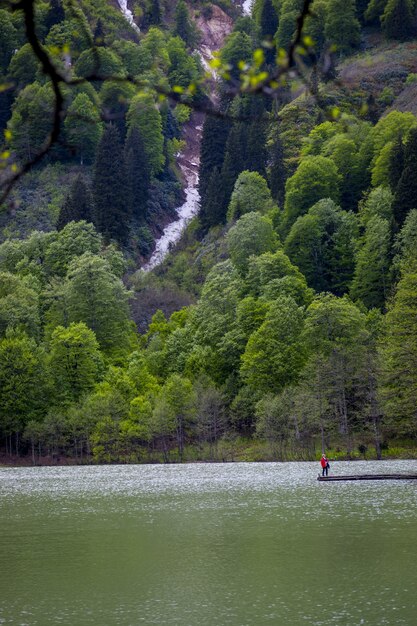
<box><xmin>199</xmin><ymin>167</ymin><xmax>226</xmax><ymax>231</ymax></box>
<box><xmin>149</xmin><ymin>0</ymin><xmax>162</xmax><ymax>25</ymax></box>
<box><xmin>325</xmin><ymin>0</ymin><xmax>361</xmax><ymax>54</ymax></box>
<box><xmin>246</xmin><ymin>120</ymin><xmax>266</xmax><ymax>176</ymax></box>
<box><xmin>388</xmin><ymin>139</ymin><xmax>404</xmax><ymax>192</ymax></box>
<box><xmin>380</xmin><ymin>260</ymin><xmax>417</xmax><ymax>436</ymax></box>
<box><xmin>220</xmin><ymin>122</ymin><xmax>248</xmax><ymax>216</ymax></box>
<box><xmin>124</xmin><ymin>127</ymin><xmax>150</xmax><ymax>224</ymax></box>
<box><xmin>392</xmin><ymin>129</ymin><xmax>417</xmax><ymax>227</ymax></box>
<box><xmin>45</xmin><ymin>0</ymin><xmax>65</xmax><ymax>33</ymax></box>
<box><xmin>259</xmin><ymin>0</ymin><xmax>279</xmax><ymax>65</ymax></box>
<box><xmin>199</xmin><ymin>116</ymin><xmax>231</xmax><ymax>205</ymax></box>
<box><xmin>350</xmin><ymin>216</ymin><xmax>392</xmax><ymax>309</ymax></box>
<box><xmin>92</xmin><ymin>124</ymin><xmax>129</xmax><ymax>244</ymax></box>
<box><xmin>381</xmin><ymin>0</ymin><xmax>414</xmax><ymax>40</ymax></box>
<box><xmin>94</xmin><ymin>19</ymin><xmax>105</xmax><ymax>46</ymax></box>
<box><xmin>268</xmin><ymin>132</ymin><xmax>286</xmax><ymax>205</ymax></box>
<box><xmin>57</xmin><ymin>176</ymin><xmax>94</xmax><ymax>231</ymax></box>
<box><xmin>174</xmin><ymin>0</ymin><xmax>196</xmax><ymax>47</ymax></box>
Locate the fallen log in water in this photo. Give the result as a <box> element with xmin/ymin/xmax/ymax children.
<box><xmin>318</xmin><ymin>474</ymin><xmax>417</xmax><ymax>481</ymax></box>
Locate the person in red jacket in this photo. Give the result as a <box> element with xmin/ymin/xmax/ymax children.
<box><xmin>320</xmin><ymin>454</ymin><xmax>329</xmax><ymax>477</ymax></box>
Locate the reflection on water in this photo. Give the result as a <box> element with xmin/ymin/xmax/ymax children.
<box><xmin>1</xmin><ymin>461</ymin><xmax>416</xmax><ymax>625</ymax></box>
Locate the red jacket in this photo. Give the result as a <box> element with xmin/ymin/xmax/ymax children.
<box><xmin>320</xmin><ymin>457</ymin><xmax>328</xmax><ymax>468</ymax></box>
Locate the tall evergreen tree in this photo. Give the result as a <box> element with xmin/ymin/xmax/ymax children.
<box><xmin>199</xmin><ymin>116</ymin><xmax>231</xmax><ymax>205</ymax></box>
<box><xmin>268</xmin><ymin>132</ymin><xmax>286</xmax><ymax>205</ymax></box>
<box><xmin>392</xmin><ymin>129</ymin><xmax>417</xmax><ymax>227</ymax></box>
<box><xmin>57</xmin><ymin>176</ymin><xmax>94</xmax><ymax>231</ymax></box>
<box><xmin>325</xmin><ymin>0</ymin><xmax>361</xmax><ymax>53</ymax></box>
<box><xmin>92</xmin><ymin>125</ymin><xmax>129</xmax><ymax>244</ymax></box>
<box><xmin>124</xmin><ymin>127</ymin><xmax>150</xmax><ymax>224</ymax></box>
<box><xmin>259</xmin><ymin>0</ymin><xmax>279</xmax><ymax>65</ymax></box>
<box><xmin>388</xmin><ymin>139</ymin><xmax>405</xmax><ymax>192</ymax></box>
<box><xmin>381</xmin><ymin>0</ymin><xmax>414</xmax><ymax>40</ymax></box>
<box><xmin>199</xmin><ymin>168</ymin><xmax>226</xmax><ymax>232</ymax></box>
<box><xmin>174</xmin><ymin>0</ymin><xmax>196</xmax><ymax>47</ymax></box>
<box><xmin>350</xmin><ymin>216</ymin><xmax>392</xmax><ymax>309</ymax></box>
<box><xmin>45</xmin><ymin>0</ymin><xmax>65</xmax><ymax>33</ymax></box>
<box><xmin>219</xmin><ymin>122</ymin><xmax>248</xmax><ymax>217</ymax></box>
<box><xmin>148</xmin><ymin>0</ymin><xmax>162</xmax><ymax>25</ymax></box>
<box><xmin>246</xmin><ymin>120</ymin><xmax>267</xmax><ymax>176</ymax></box>
<box><xmin>380</xmin><ymin>260</ymin><xmax>417</xmax><ymax>436</ymax></box>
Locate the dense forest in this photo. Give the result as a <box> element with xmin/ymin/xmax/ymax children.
<box><xmin>0</xmin><ymin>0</ymin><xmax>416</xmax><ymax>464</ymax></box>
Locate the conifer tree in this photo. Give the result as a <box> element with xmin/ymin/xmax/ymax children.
<box><xmin>260</xmin><ymin>0</ymin><xmax>279</xmax><ymax>64</ymax></box>
<box><xmin>124</xmin><ymin>127</ymin><xmax>150</xmax><ymax>224</ymax></box>
<box><xmin>45</xmin><ymin>0</ymin><xmax>65</xmax><ymax>33</ymax></box>
<box><xmin>199</xmin><ymin>116</ymin><xmax>231</xmax><ymax>205</ymax></box>
<box><xmin>94</xmin><ymin>19</ymin><xmax>105</xmax><ymax>46</ymax></box>
<box><xmin>325</xmin><ymin>0</ymin><xmax>361</xmax><ymax>54</ymax></box>
<box><xmin>388</xmin><ymin>139</ymin><xmax>404</xmax><ymax>192</ymax></box>
<box><xmin>174</xmin><ymin>0</ymin><xmax>197</xmax><ymax>47</ymax></box>
<box><xmin>380</xmin><ymin>260</ymin><xmax>417</xmax><ymax>436</ymax></box>
<box><xmin>246</xmin><ymin>120</ymin><xmax>266</xmax><ymax>176</ymax></box>
<box><xmin>220</xmin><ymin>122</ymin><xmax>248</xmax><ymax>216</ymax></box>
<box><xmin>392</xmin><ymin>128</ymin><xmax>417</xmax><ymax>227</ymax></box>
<box><xmin>269</xmin><ymin>133</ymin><xmax>286</xmax><ymax>205</ymax></box>
<box><xmin>199</xmin><ymin>168</ymin><xmax>226</xmax><ymax>232</ymax></box>
<box><xmin>381</xmin><ymin>0</ymin><xmax>414</xmax><ymax>40</ymax></box>
<box><xmin>92</xmin><ymin>124</ymin><xmax>129</xmax><ymax>244</ymax></box>
<box><xmin>149</xmin><ymin>0</ymin><xmax>162</xmax><ymax>26</ymax></box>
<box><xmin>57</xmin><ymin>176</ymin><xmax>94</xmax><ymax>231</ymax></box>
<box><xmin>350</xmin><ymin>216</ymin><xmax>392</xmax><ymax>309</ymax></box>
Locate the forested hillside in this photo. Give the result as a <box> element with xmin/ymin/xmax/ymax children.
<box><xmin>0</xmin><ymin>0</ymin><xmax>416</xmax><ymax>464</ymax></box>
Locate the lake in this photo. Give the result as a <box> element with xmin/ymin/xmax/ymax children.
<box><xmin>1</xmin><ymin>461</ymin><xmax>416</xmax><ymax>625</ymax></box>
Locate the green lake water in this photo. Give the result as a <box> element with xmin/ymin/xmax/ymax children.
<box><xmin>0</xmin><ymin>461</ymin><xmax>416</xmax><ymax>625</ymax></box>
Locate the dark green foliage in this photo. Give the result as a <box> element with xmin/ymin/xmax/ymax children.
<box><xmin>174</xmin><ymin>0</ymin><xmax>197</xmax><ymax>47</ymax></box>
<box><xmin>92</xmin><ymin>124</ymin><xmax>129</xmax><ymax>244</ymax></box>
<box><xmin>381</xmin><ymin>0</ymin><xmax>415</xmax><ymax>40</ymax></box>
<box><xmin>199</xmin><ymin>167</ymin><xmax>226</xmax><ymax>231</ymax></box>
<box><xmin>388</xmin><ymin>139</ymin><xmax>404</xmax><ymax>192</ymax></box>
<box><xmin>268</xmin><ymin>131</ymin><xmax>286</xmax><ymax>205</ymax></box>
<box><xmin>199</xmin><ymin>115</ymin><xmax>231</xmax><ymax>205</ymax></box>
<box><xmin>259</xmin><ymin>0</ymin><xmax>279</xmax><ymax>64</ymax></box>
<box><xmin>124</xmin><ymin>127</ymin><xmax>151</xmax><ymax>224</ymax></box>
<box><xmin>148</xmin><ymin>0</ymin><xmax>162</xmax><ymax>26</ymax></box>
<box><xmin>44</xmin><ymin>0</ymin><xmax>65</xmax><ymax>34</ymax></box>
<box><xmin>392</xmin><ymin>129</ymin><xmax>417</xmax><ymax>227</ymax></box>
<box><xmin>57</xmin><ymin>176</ymin><xmax>94</xmax><ymax>231</ymax></box>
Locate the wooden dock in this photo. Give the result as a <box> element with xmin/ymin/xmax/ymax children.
<box><xmin>318</xmin><ymin>474</ymin><xmax>417</xmax><ymax>481</ymax></box>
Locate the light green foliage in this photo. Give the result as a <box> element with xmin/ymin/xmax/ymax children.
<box><xmin>350</xmin><ymin>216</ymin><xmax>392</xmax><ymax>309</ymax></box>
<box><xmin>44</xmin><ymin>221</ymin><xmax>102</xmax><ymax>277</ymax></box>
<box><xmin>324</xmin><ymin>0</ymin><xmax>361</xmax><ymax>54</ymax></box>
<box><xmin>8</xmin><ymin>82</ymin><xmax>55</xmax><ymax>162</ymax></box>
<box><xmin>8</xmin><ymin>43</ymin><xmax>40</xmax><ymax>87</ymax></box>
<box><xmin>0</xmin><ymin>272</ymin><xmax>40</xmax><ymax>339</ymax></box>
<box><xmin>141</xmin><ymin>27</ymin><xmax>170</xmax><ymax>73</ymax></box>
<box><xmin>62</xmin><ymin>253</ymin><xmax>134</xmax><ymax>356</ymax></box>
<box><xmin>283</xmin><ymin>156</ymin><xmax>341</xmax><ymax>231</ymax></box>
<box><xmin>127</xmin><ymin>92</ymin><xmax>165</xmax><ymax>175</ymax></box>
<box><xmin>49</xmin><ymin>322</ymin><xmax>103</xmax><ymax>403</ymax></box>
<box><xmin>245</xmin><ymin>249</ymin><xmax>307</xmax><ymax>298</ymax></box>
<box><xmin>359</xmin><ymin>187</ymin><xmax>394</xmax><ymax>226</ymax></box>
<box><xmin>220</xmin><ymin>31</ymin><xmax>253</xmax><ymax>80</ymax></box>
<box><xmin>371</xmin><ymin>111</ymin><xmax>417</xmax><ymax>166</ymax></box>
<box><xmin>0</xmin><ymin>330</ymin><xmax>48</xmax><ymax>438</ymax></box>
<box><xmin>227</xmin><ymin>171</ymin><xmax>275</xmax><ymax>221</ymax></box>
<box><xmin>74</xmin><ymin>47</ymin><xmax>125</xmax><ymax>79</ymax></box>
<box><xmin>380</xmin><ymin>261</ymin><xmax>417</xmax><ymax>435</ymax></box>
<box><xmin>167</xmin><ymin>36</ymin><xmax>199</xmax><ymax>89</ymax></box>
<box><xmin>227</xmin><ymin>213</ymin><xmax>278</xmax><ymax>274</ymax></box>
<box><xmin>64</xmin><ymin>93</ymin><xmax>103</xmax><ymax>164</ymax></box>
<box><xmin>0</xmin><ymin>9</ymin><xmax>18</xmax><ymax>72</ymax></box>
<box><xmin>241</xmin><ymin>296</ymin><xmax>307</xmax><ymax>394</ymax></box>
<box><xmin>284</xmin><ymin>199</ymin><xmax>357</xmax><ymax>295</ymax></box>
